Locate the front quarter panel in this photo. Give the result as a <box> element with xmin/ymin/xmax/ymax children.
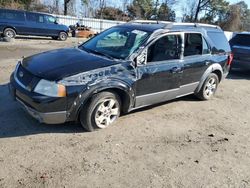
<box><xmin>63</xmin><ymin>62</ymin><xmax>137</xmax><ymax>121</ymax></box>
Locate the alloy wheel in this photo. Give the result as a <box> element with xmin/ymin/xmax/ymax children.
<box><xmin>94</xmin><ymin>98</ymin><xmax>119</xmax><ymax>129</ymax></box>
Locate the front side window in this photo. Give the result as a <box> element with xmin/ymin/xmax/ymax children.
<box><xmin>147</xmin><ymin>34</ymin><xmax>181</xmax><ymax>62</ymax></box>
<box><xmin>45</xmin><ymin>15</ymin><xmax>56</xmax><ymax>24</ymax></box>
<box><xmin>80</xmin><ymin>27</ymin><xmax>150</xmax><ymax>60</ymax></box>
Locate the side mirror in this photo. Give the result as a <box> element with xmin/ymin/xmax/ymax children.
<box><xmin>54</xmin><ymin>20</ymin><xmax>58</xmax><ymax>24</ymax></box>
<box><xmin>136</xmin><ymin>49</ymin><xmax>147</xmax><ymax>66</ymax></box>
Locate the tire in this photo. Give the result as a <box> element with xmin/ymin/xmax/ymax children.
<box><xmin>196</xmin><ymin>73</ymin><xmax>219</xmax><ymax>100</ymax></box>
<box><xmin>58</xmin><ymin>32</ymin><xmax>67</xmax><ymax>41</ymax></box>
<box><xmin>52</xmin><ymin>36</ymin><xmax>58</xmax><ymax>40</ymax></box>
<box><xmin>80</xmin><ymin>91</ymin><xmax>121</xmax><ymax>132</ymax></box>
<box><xmin>88</xmin><ymin>34</ymin><xmax>93</xmax><ymax>38</ymax></box>
<box><xmin>3</xmin><ymin>28</ymin><xmax>16</xmax><ymax>38</ymax></box>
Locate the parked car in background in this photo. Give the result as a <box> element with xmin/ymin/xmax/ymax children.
<box><xmin>0</xmin><ymin>8</ymin><xmax>69</xmax><ymax>40</ymax></box>
<box><xmin>9</xmin><ymin>21</ymin><xmax>232</xmax><ymax>131</ymax></box>
<box><xmin>71</xmin><ymin>25</ymin><xmax>96</xmax><ymax>38</ymax></box>
<box><xmin>229</xmin><ymin>32</ymin><xmax>250</xmax><ymax>71</ymax></box>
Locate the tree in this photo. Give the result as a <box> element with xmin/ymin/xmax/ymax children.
<box><xmin>64</xmin><ymin>0</ymin><xmax>71</xmax><ymax>15</ymax></box>
<box><xmin>182</xmin><ymin>0</ymin><xmax>229</xmax><ymax>23</ymax></box>
<box><xmin>220</xmin><ymin>1</ymin><xmax>250</xmax><ymax>31</ymax></box>
<box><xmin>127</xmin><ymin>0</ymin><xmax>154</xmax><ymax>19</ymax></box>
<box><xmin>157</xmin><ymin>3</ymin><xmax>175</xmax><ymax>21</ymax></box>
<box><xmin>96</xmin><ymin>7</ymin><xmax>125</xmax><ymax>20</ymax></box>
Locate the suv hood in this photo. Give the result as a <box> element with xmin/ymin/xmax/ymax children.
<box><xmin>21</xmin><ymin>48</ymin><xmax>119</xmax><ymax>81</ymax></box>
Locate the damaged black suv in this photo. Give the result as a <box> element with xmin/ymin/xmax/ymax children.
<box><xmin>9</xmin><ymin>21</ymin><xmax>232</xmax><ymax>131</ymax></box>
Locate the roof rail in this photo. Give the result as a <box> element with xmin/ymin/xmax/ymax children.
<box><xmin>173</xmin><ymin>22</ymin><xmax>220</xmax><ymax>29</ymax></box>
<box><xmin>129</xmin><ymin>20</ymin><xmax>172</xmax><ymax>24</ymax></box>
<box><xmin>129</xmin><ymin>20</ymin><xmax>220</xmax><ymax>29</ymax></box>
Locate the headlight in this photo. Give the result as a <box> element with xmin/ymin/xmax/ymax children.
<box><xmin>34</xmin><ymin>79</ymin><xmax>66</xmax><ymax>97</ymax></box>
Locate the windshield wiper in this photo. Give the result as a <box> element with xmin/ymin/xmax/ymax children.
<box><xmin>80</xmin><ymin>46</ymin><xmax>118</xmax><ymax>60</ymax></box>
<box><xmin>90</xmin><ymin>49</ymin><xmax>116</xmax><ymax>60</ymax></box>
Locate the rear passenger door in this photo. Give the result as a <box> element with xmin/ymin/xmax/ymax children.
<box><xmin>25</xmin><ymin>13</ymin><xmax>46</xmax><ymax>36</ymax></box>
<box><xmin>180</xmin><ymin>33</ymin><xmax>211</xmax><ymax>92</ymax></box>
<box><xmin>135</xmin><ymin>34</ymin><xmax>183</xmax><ymax>107</ymax></box>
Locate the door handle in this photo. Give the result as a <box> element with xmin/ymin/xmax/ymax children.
<box><xmin>171</xmin><ymin>67</ymin><xmax>183</xmax><ymax>74</ymax></box>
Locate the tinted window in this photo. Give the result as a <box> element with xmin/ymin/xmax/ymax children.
<box><xmin>184</xmin><ymin>33</ymin><xmax>202</xmax><ymax>56</ymax></box>
<box><xmin>147</xmin><ymin>35</ymin><xmax>181</xmax><ymax>62</ymax></box>
<box><xmin>0</xmin><ymin>10</ymin><xmax>24</xmax><ymax>21</ymax></box>
<box><xmin>26</xmin><ymin>13</ymin><xmax>44</xmax><ymax>23</ymax></box>
<box><xmin>44</xmin><ymin>15</ymin><xmax>56</xmax><ymax>24</ymax></box>
<box><xmin>230</xmin><ymin>34</ymin><xmax>250</xmax><ymax>46</ymax></box>
<box><xmin>207</xmin><ymin>31</ymin><xmax>231</xmax><ymax>52</ymax></box>
<box><xmin>202</xmin><ymin>37</ymin><xmax>210</xmax><ymax>54</ymax></box>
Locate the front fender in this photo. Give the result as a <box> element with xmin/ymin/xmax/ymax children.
<box><xmin>195</xmin><ymin>63</ymin><xmax>223</xmax><ymax>93</ymax></box>
<box><xmin>67</xmin><ymin>79</ymin><xmax>135</xmax><ymax>121</ymax></box>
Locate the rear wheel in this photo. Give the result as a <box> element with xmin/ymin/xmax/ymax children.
<box><xmin>58</xmin><ymin>32</ymin><xmax>67</xmax><ymax>41</ymax></box>
<box><xmin>196</xmin><ymin>73</ymin><xmax>219</xmax><ymax>100</ymax></box>
<box><xmin>3</xmin><ymin>28</ymin><xmax>16</xmax><ymax>38</ymax></box>
<box><xmin>80</xmin><ymin>91</ymin><xmax>121</xmax><ymax>132</ymax></box>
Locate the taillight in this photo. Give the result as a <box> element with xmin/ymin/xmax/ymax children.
<box><xmin>227</xmin><ymin>53</ymin><xmax>234</xmax><ymax>65</ymax></box>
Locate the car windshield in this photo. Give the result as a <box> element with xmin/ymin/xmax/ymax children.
<box><xmin>79</xmin><ymin>27</ymin><xmax>151</xmax><ymax>60</ymax></box>
<box><xmin>231</xmin><ymin>34</ymin><xmax>250</xmax><ymax>46</ymax></box>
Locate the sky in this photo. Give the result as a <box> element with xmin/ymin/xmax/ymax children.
<box><xmin>43</xmin><ymin>0</ymin><xmax>250</xmax><ymax>18</ymax></box>
<box><xmin>175</xmin><ymin>0</ymin><xmax>250</xmax><ymax>18</ymax></box>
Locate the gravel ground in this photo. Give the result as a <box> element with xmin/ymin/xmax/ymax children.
<box><xmin>0</xmin><ymin>37</ymin><xmax>250</xmax><ymax>188</ymax></box>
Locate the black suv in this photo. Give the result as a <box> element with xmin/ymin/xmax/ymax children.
<box><xmin>9</xmin><ymin>21</ymin><xmax>232</xmax><ymax>131</ymax></box>
<box><xmin>230</xmin><ymin>32</ymin><xmax>250</xmax><ymax>71</ymax></box>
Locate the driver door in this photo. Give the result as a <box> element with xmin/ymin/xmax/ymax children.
<box><xmin>135</xmin><ymin>34</ymin><xmax>183</xmax><ymax>107</ymax></box>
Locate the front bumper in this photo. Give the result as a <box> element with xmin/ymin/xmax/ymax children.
<box><xmin>9</xmin><ymin>68</ymin><xmax>68</xmax><ymax>124</ymax></box>
<box><xmin>16</xmin><ymin>97</ymin><xmax>67</xmax><ymax>124</ymax></box>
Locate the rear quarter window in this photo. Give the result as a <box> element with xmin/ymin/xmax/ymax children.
<box><xmin>0</xmin><ymin>10</ymin><xmax>24</xmax><ymax>21</ymax></box>
<box><xmin>207</xmin><ymin>31</ymin><xmax>231</xmax><ymax>53</ymax></box>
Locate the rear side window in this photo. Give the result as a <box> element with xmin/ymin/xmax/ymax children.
<box><xmin>230</xmin><ymin>34</ymin><xmax>250</xmax><ymax>46</ymax></box>
<box><xmin>207</xmin><ymin>31</ymin><xmax>231</xmax><ymax>52</ymax></box>
<box><xmin>184</xmin><ymin>33</ymin><xmax>203</xmax><ymax>56</ymax></box>
<box><xmin>26</xmin><ymin>13</ymin><xmax>44</xmax><ymax>23</ymax></box>
<box><xmin>0</xmin><ymin>10</ymin><xmax>24</xmax><ymax>21</ymax></box>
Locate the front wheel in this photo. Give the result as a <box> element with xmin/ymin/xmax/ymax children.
<box><xmin>80</xmin><ymin>92</ymin><xmax>121</xmax><ymax>132</ymax></box>
<box><xmin>58</xmin><ymin>32</ymin><xmax>67</xmax><ymax>41</ymax></box>
<box><xmin>196</xmin><ymin>73</ymin><xmax>219</xmax><ymax>100</ymax></box>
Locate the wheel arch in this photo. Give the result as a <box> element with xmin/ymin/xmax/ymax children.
<box><xmin>195</xmin><ymin>63</ymin><xmax>223</xmax><ymax>93</ymax></box>
<box><xmin>74</xmin><ymin>81</ymin><xmax>135</xmax><ymax>122</ymax></box>
<box><xmin>59</xmin><ymin>30</ymin><xmax>68</xmax><ymax>35</ymax></box>
<box><xmin>3</xmin><ymin>26</ymin><xmax>17</xmax><ymax>34</ymax></box>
